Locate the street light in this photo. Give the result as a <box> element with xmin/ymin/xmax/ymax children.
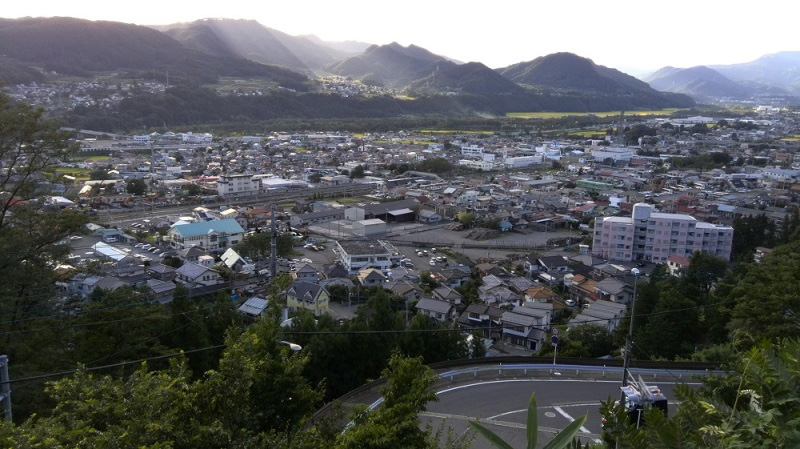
<box><xmin>621</xmin><ymin>267</ymin><xmax>640</xmax><ymax>387</ymax></box>
<box><xmin>279</xmin><ymin>341</ymin><xmax>302</xmax><ymax>351</ymax></box>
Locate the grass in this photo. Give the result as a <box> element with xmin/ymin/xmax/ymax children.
<box><xmin>506</xmin><ymin>108</ymin><xmax>686</xmax><ymax>119</ymax></box>
<box><xmin>336</xmin><ymin>197</ymin><xmax>361</xmax><ymax>205</ymax></box>
<box><xmin>293</xmin><ymin>147</ymin><xmax>309</xmax><ymax>153</ymax></box>
<box><xmin>394</xmin><ymin>95</ymin><xmax>416</xmax><ymax>101</ymax></box>
<box><xmin>72</xmin><ymin>155</ymin><xmax>110</xmax><ymax>162</ymax></box>
<box><xmin>781</xmin><ymin>136</ymin><xmax>800</xmax><ymax>142</ymax></box>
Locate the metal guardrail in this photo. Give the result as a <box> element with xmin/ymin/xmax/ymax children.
<box><xmin>362</xmin><ymin>363</ymin><xmax>720</xmax><ymax>412</ymax></box>
<box><xmin>312</xmin><ymin>357</ymin><xmax>723</xmax><ymax>422</ymax></box>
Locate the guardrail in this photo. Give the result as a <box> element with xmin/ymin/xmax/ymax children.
<box><xmin>311</xmin><ymin>356</ymin><xmax>723</xmax><ymax>422</ymax></box>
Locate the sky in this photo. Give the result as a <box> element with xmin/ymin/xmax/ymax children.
<box><xmin>3</xmin><ymin>0</ymin><xmax>800</xmax><ymax>76</ymax></box>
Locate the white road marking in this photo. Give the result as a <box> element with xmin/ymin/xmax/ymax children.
<box><xmin>435</xmin><ymin>379</ymin><xmax>701</xmax><ymax>396</ymax></box>
<box><xmin>487</xmin><ymin>409</ymin><xmax>526</xmax><ymax>420</ymax></box>
<box><xmin>553</xmin><ymin>406</ymin><xmax>601</xmax><ymax>443</ymax></box>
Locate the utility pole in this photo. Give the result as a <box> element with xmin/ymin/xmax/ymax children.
<box><xmin>0</xmin><ymin>355</ymin><xmax>11</xmax><ymax>422</ymax></box>
<box><xmin>270</xmin><ymin>203</ymin><xmax>277</xmax><ymax>278</ymax></box>
<box><xmin>621</xmin><ymin>268</ymin><xmax>641</xmax><ymax>387</ymax></box>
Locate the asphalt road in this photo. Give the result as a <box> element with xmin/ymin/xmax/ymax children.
<box><xmin>423</xmin><ymin>378</ymin><xmax>689</xmax><ymax>449</ymax></box>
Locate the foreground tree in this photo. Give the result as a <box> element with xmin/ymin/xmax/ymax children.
<box><xmin>602</xmin><ymin>338</ymin><xmax>800</xmax><ymax>448</ymax></box>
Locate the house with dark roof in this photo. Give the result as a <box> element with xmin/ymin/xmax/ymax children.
<box><xmin>292</xmin><ymin>263</ymin><xmax>320</xmax><ymax>281</ymax></box>
<box><xmin>385</xmin><ymin>280</ymin><xmax>423</xmax><ymax>302</ymax></box>
<box><xmin>146</xmin><ymin>263</ymin><xmax>177</xmax><ymax>281</ymax></box>
<box><xmin>457</xmin><ymin>304</ymin><xmax>503</xmax><ymax>340</ymax></box>
<box><xmin>175</xmin><ymin>262</ymin><xmax>221</xmax><ymax>287</ymax></box>
<box><xmin>146</xmin><ymin>279</ymin><xmax>176</xmax><ymax>304</ymax></box>
<box><xmin>500</xmin><ymin>303</ymin><xmax>552</xmax><ymax>352</ymax></box>
<box><xmin>178</xmin><ymin>246</ymin><xmax>208</xmax><ymax>264</ymax></box>
<box><xmin>415</xmin><ymin>298</ymin><xmax>455</xmax><ymax>323</ymax></box>
<box><xmin>286</xmin><ymin>281</ymin><xmax>329</xmax><ymax>316</ymax></box>
<box><xmin>432</xmin><ymin>286</ymin><xmax>462</xmax><ymax>305</ymax></box>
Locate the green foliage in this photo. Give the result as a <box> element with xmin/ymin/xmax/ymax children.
<box><xmin>729</xmin><ymin>240</ymin><xmax>800</xmax><ymax>340</ymax></box>
<box><xmin>414</xmin><ymin>157</ymin><xmax>453</xmax><ymax>174</ymax></box>
<box><xmin>89</xmin><ymin>168</ymin><xmax>111</xmax><ymax>180</ymax></box>
<box><xmin>335</xmin><ymin>355</ymin><xmax>439</xmax><ymax>449</ymax></box>
<box><xmin>602</xmin><ymin>339</ymin><xmax>800</xmax><ymax>448</ymax></box>
<box><xmin>350</xmin><ymin>165</ymin><xmax>365</xmax><ymax>179</ymax></box>
<box><xmin>126</xmin><ymin>178</ymin><xmax>147</xmax><ymax>195</ymax></box>
<box><xmin>234</xmin><ymin>231</ymin><xmax>293</xmax><ymax>259</ymax></box>
<box><xmin>470</xmin><ymin>393</ymin><xmax>587</xmax><ymax>449</ymax></box>
<box><xmin>669</xmin><ymin>152</ymin><xmax>732</xmax><ymax>170</ymax></box>
<box><xmin>457</xmin><ymin>211</ymin><xmax>475</xmax><ymax>228</ymax></box>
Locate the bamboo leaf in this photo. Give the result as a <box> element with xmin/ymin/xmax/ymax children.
<box><xmin>542</xmin><ymin>415</ymin><xmax>587</xmax><ymax>449</ymax></box>
<box><xmin>468</xmin><ymin>421</ymin><xmax>515</xmax><ymax>449</ymax></box>
<box><xmin>527</xmin><ymin>394</ymin><xmax>538</xmax><ymax>449</ymax></box>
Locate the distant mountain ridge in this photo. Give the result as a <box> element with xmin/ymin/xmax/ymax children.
<box><xmin>645</xmin><ymin>66</ymin><xmax>751</xmax><ymax>100</ymax></box>
<box><xmin>299</xmin><ymin>34</ymin><xmax>372</xmax><ymax>55</ymax></box>
<box><xmin>710</xmin><ymin>51</ymin><xmax>800</xmax><ymax>94</ymax></box>
<box><xmin>496</xmin><ymin>52</ymin><xmax>693</xmax><ymax>108</ymax></box>
<box><xmin>325</xmin><ymin>42</ymin><xmax>457</xmax><ymax>87</ymax></box>
<box><xmin>157</xmin><ymin>18</ymin><xmax>348</xmax><ymax>71</ymax></box>
<box><xmin>0</xmin><ymin>17</ymin><xmax>309</xmax><ymax>88</ymax></box>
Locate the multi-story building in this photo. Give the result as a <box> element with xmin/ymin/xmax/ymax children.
<box><xmin>592</xmin><ymin>203</ymin><xmax>733</xmax><ymax>263</ymax></box>
<box><xmin>217</xmin><ymin>174</ymin><xmax>259</xmax><ymax>197</ymax></box>
<box><xmin>334</xmin><ymin>240</ymin><xmax>393</xmax><ymax>275</ymax></box>
<box><xmin>167</xmin><ymin>219</ymin><xmax>245</xmax><ymax>252</ymax></box>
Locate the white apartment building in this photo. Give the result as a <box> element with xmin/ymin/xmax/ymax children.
<box><xmin>592</xmin><ymin>203</ymin><xmax>733</xmax><ymax>263</ymax></box>
<box><xmin>591</xmin><ymin>147</ymin><xmax>634</xmax><ymax>163</ymax></box>
<box><xmin>335</xmin><ymin>240</ymin><xmax>393</xmax><ymax>275</ymax></box>
<box><xmin>217</xmin><ymin>174</ymin><xmax>259</xmax><ymax>197</ymax></box>
<box><xmin>458</xmin><ymin>160</ymin><xmax>495</xmax><ymax>171</ymax></box>
<box><xmin>504</xmin><ymin>155</ymin><xmax>542</xmax><ymax>168</ymax></box>
<box><xmin>461</xmin><ymin>145</ymin><xmax>484</xmax><ymax>158</ymax></box>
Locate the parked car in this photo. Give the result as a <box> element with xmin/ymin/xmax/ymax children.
<box><xmin>565</xmin><ymin>299</ymin><xmax>576</xmax><ymax>307</ymax></box>
<box><xmin>429</xmin><ymin>260</ymin><xmax>436</xmax><ymax>266</ymax></box>
<box><xmin>69</xmin><ymin>235</ymin><xmax>82</xmax><ymax>241</ymax></box>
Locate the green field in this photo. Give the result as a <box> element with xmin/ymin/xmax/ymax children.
<box><xmin>506</xmin><ymin>108</ymin><xmax>686</xmax><ymax>119</ymax></box>
<box><xmin>72</xmin><ymin>155</ymin><xmax>110</xmax><ymax>162</ymax></box>
<box><xmin>336</xmin><ymin>198</ymin><xmax>362</xmax><ymax>205</ymax></box>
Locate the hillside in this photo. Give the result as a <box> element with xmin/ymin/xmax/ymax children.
<box><xmin>497</xmin><ymin>52</ymin><xmax>694</xmax><ymax>108</ymax></box>
<box><xmin>408</xmin><ymin>62</ymin><xmax>524</xmax><ymax>95</ymax></box>
<box><xmin>645</xmin><ymin>66</ymin><xmax>750</xmax><ymax>99</ymax></box>
<box><xmin>325</xmin><ymin>42</ymin><xmax>457</xmax><ymax>87</ymax></box>
<box><xmin>0</xmin><ymin>17</ymin><xmax>309</xmax><ymax>89</ymax></box>
<box><xmin>159</xmin><ymin>19</ymin><xmax>347</xmax><ymax>71</ymax></box>
<box><xmin>711</xmin><ymin>51</ymin><xmax>800</xmax><ymax>93</ymax></box>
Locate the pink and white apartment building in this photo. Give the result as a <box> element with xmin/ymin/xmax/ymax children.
<box><xmin>592</xmin><ymin>203</ymin><xmax>733</xmax><ymax>263</ymax></box>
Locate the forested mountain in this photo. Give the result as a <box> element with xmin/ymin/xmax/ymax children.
<box><xmin>159</xmin><ymin>18</ymin><xmax>348</xmax><ymax>71</ymax></box>
<box><xmin>325</xmin><ymin>42</ymin><xmax>457</xmax><ymax>87</ymax></box>
<box><xmin>408</xmin><ymin>62</ymin><xmax>525</xmax><ymax>95</ymax></box>
<box><xmin>0</xmin><ymin>17</ymin><xmax>309</xmax><ymax>89</ymax></box>
<box><xmin>497</xmin><ymin>52</ymin><xmax>694</xmax><ymax>108</ymax></box>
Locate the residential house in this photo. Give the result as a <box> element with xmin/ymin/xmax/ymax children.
<box><xmin>524</xmin><ymin>287</ymin><xmax>558</xmax><ymax>303</ymax></box>
<box><xmin>238</xmin><ymin>297</ymin><xmax>269</xmax><ymax>319</ymax></box>
<box><xmin>432</xmin><ymin>286</ymin><xmax>462</xmax><ymax>305</ymax></box>
<box><xmin>415</xmin><ymin>298</ymin><xmax>456</xmax><ymax>323</ymax></box>
<box><xmin>457</xmin><ymin>304</ymin><xmax>503</xmax><ymax>340</ymax></box>
<box><xmin>146</xmin><ymin>263</ymin><xmax>177</xmax><ymax>282</ymax></box>
<box><xmin>292</xmin><ymin>263</ymin><xmax>320</xmax><ymax>281</ymax></box>
<box><xmin>418</xmin><ymin>209</ymin><xmax>442</xmax><ymax>224</ymax></box>
<box><xmin>357</xmin><ymin>268</ymin><xmax>387</xmax><ymax>286</ymax></box>
<box><xmin>385</xmin><ymin>280</ymin><xmax>423</xmax><ymax>302</ymax></box>
<box><xmin>666</xmin><ymin>255</ymin><xmax>690</xmax><ymax>276</ymax></box>
<box><xmin>146</xmin><ymin>279</ymin><xmax>176</xmax><ymax>304</ymax></box>
<box><xmin>175</xmin><ymin>262</ymin><xmax>221</xmax><ymax>287</ymax></box>
<box><xmin>500</xmin><ymin>304</ymin><xmax>551</xmax><ymax>352</ymax></box>
<box><xmin>594</xmin><ymin>278</ymin><xmax>633</xmax><ymax>304</ymax></box>
<box><xmin>286</xmin><ymin>281</ymin><xmax>330</xmax><ymax>316</ymax></box>
<box><xmin>179</xmin><ymin>246</ymin><xmax>207</xmax><ymax>263</ymax></box>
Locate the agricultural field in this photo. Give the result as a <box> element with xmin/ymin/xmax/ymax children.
<box><xmin>781</xmin><ymin>135</ymin><xmax>800</xmax><ymax>142</ymax></box>
<box><xmin>372</xmin><ymin>140</ymin><xmax>436</xmax><ymax>145</ymax></box>
<box><xmin>506</xmin><ymin>108</ymin><xmax>686</xmax><ymax>119</ymax></box>
<box><xmin>53</xmin><ymin>167</ymin><xmax>91</xmax><ymax>182</ymax></box>
<box><xmin>419</xmin><ymin>130</ymin><xmax>496</xmax><ymax>135</ymax></box>
<box><xmin>72</xmin><ymin>155</ymin><xmax>110</xmax><ymax>162</ymax></box>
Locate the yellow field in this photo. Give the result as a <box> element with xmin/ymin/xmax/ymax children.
<box><xmin>781</xmin><ymin>136</ymin><xmax>800</xmax><ymax>142</ymax></box>
<box><xmin>373</xmin><ymin>140</ymin><xmax>436</xmax><ymax>145</ymax></box>
<box><xmin>506</xmin><ymin>108</ymin><xmax>686</xmax><ymax>119</ymax></box>
<box><xmin>73</xmin><ymin>155</ymin><xmax>110</xmax><ymax>162</ymax></box>
<box><xmin>419</xmin><ymin>130</ymin><xmax>496</xmax><ymax>135</ymax></box>
<box><xmin>394</xmin><ymin>95</ymin><xmax>416</xmax><ymax>101</ymax></box>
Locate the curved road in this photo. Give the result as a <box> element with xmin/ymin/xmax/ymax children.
<box><xmin>423</xmin><ymin>377</ymin><xmax>692</xmax><ymax>448</ymax></box>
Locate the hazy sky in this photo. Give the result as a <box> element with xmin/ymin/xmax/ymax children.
<box><xmin>4</xmin><ymin>0</ymin><xmax>799</xmax><ymax>76</ymax></box>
